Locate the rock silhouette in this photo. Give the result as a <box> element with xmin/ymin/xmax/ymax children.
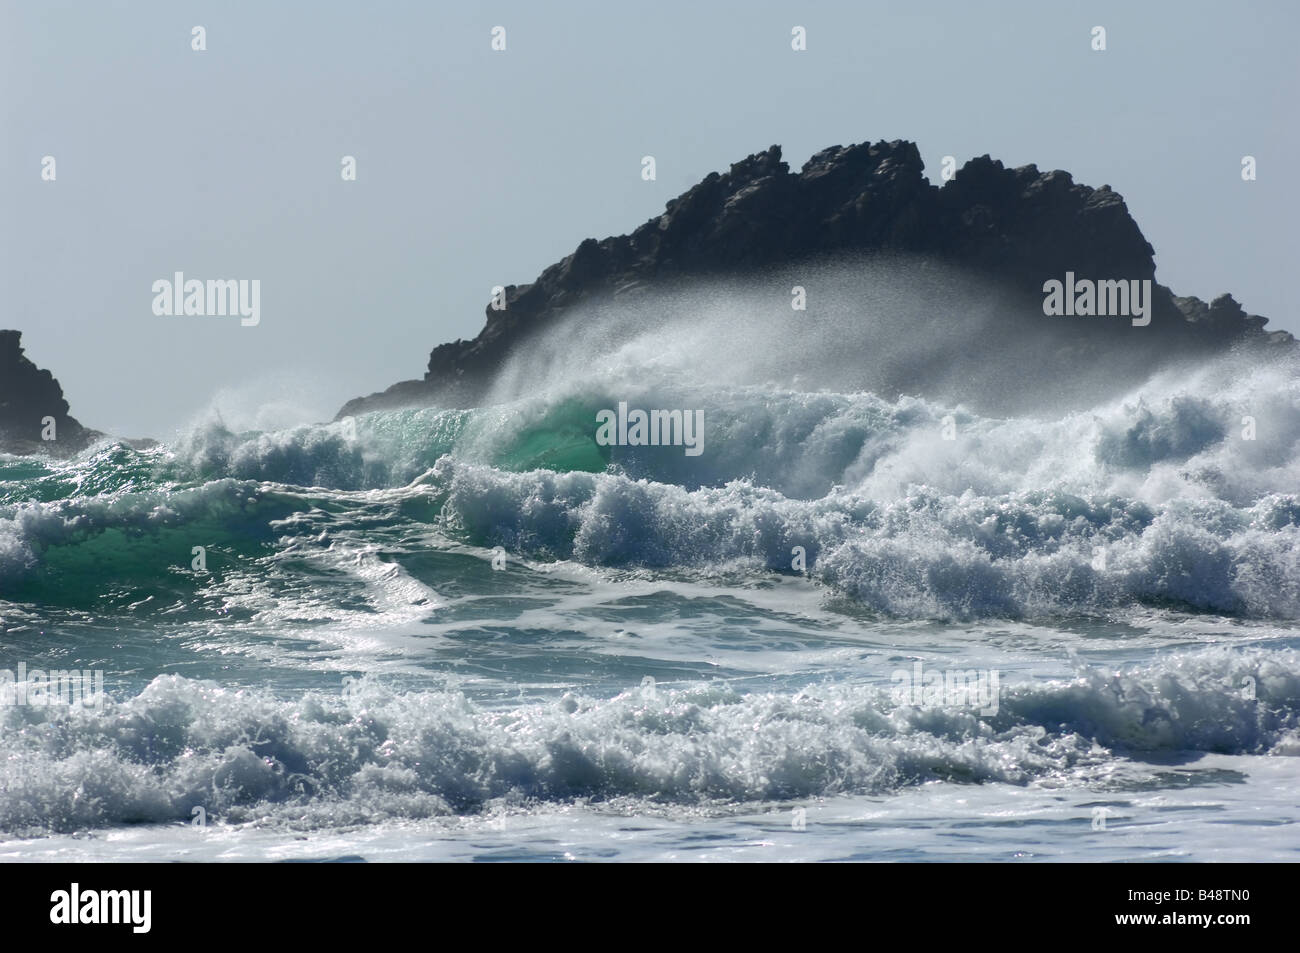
<box><xmin>338</xmin><ymin>139</ymin><xmax>1290</xmax><ymax>418</ymax></box>
<box><xmin>0</xmin><ymin>330</ymin><xmax>100</xmax><ymax>455</ymax></box>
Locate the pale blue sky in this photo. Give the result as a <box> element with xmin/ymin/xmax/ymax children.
<box><xmin>3</xmin><ymin>0</ymin><xmax>1296</xmax><ymax>437</ymax></box>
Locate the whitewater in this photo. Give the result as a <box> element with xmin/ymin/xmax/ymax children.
<box><xmin>2</xmin><ymin>277</ymin><xmax>1299</xmax><ymax>861</ymax></box>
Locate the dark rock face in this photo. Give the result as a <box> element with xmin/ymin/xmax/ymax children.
<box><xmin>338</xmin><ymin>139</ymin><xmax>1289</xmax><ymax>416</ymax></box>
<box><xmin>0</xmin><ymin>330</ymin><xmax>99</xmax><ymax>454</ymax></box>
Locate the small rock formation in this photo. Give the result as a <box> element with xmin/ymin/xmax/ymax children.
<box><xmin>338</xmin><ymin>139</ymin><xmax>1290</xmax><ymax>417</ymax></box>
<box><xmin>0</xmin><ymin>330</ymin><xmax>100</xmax><ymax>455</ymax></box>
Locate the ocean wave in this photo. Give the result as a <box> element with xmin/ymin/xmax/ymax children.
<box><xmin>1</xmin><ymin>646</ymin><xmax>1294</xmax><ymax>835</ymax></box>
<box><xmin>142</xmin><ymin>345</ymin><xmax>1299</xmax><ymax>500</ymax></box>
<box><xmin>0</xmin><ymin>476</ymin><xmax>298</xmax><ymax>608</ymax></box>
<box><xmin>1</xmin><ymin>347</ymin><xmax>1296</xmax><ymax>620</ymax></box>
<box><xmin>429</xmin><ymin>455</ymin><xmax>1300</xmax><ymax>619</ymax></box>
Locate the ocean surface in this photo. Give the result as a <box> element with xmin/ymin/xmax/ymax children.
<box><xmin>2</xmin><ymin>333</ymin><xmax>1299</xmax><ymax>862</ymax></box>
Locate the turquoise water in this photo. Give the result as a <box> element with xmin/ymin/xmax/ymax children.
<box><xmin>2</xmin><ymin>356</ymin><xmax>1299</xmax><ymax>860</ymax></box>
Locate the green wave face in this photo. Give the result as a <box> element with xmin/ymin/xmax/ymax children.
<box><xmin>0</xmin><ymin>400</ymin><xmax>611</xmax><ymax>615</ymax></box>
<box><xmin>487</xmin><ymin>398</ymin><xmax>612</xmax><ymax>474</ymax></box>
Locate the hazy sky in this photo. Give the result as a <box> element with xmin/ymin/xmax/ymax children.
<box><xmin>3</xmin><ymin>0</ymin><xmax>1296</xmax><ymax>438</ymax></box>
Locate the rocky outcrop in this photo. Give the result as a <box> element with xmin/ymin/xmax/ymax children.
<box><xmin>340</xmin><ymin>139</ymin><xmax>1290</xmax><ymax>416</ymax></box>
<box><xmin>0</xmin><ymin>330</ymin><xmax>100</xmax><ymax>454</ymax></box>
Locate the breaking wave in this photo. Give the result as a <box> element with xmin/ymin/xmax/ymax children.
<box><xmin>2</xmin><ymin>646</ymin><xmax>1295</xmax><ymax>834</ymax></box>
<box><xmin>2</xmin><ymin>345</ymin><xmax>1298</xmax><ymax>620</ymax></box>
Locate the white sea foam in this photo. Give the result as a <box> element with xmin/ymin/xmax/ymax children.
<box><xmin>3</xmin><ymin>344</ymin><xmax>1298</xmax><ymax>620</ymax></box>
<box><xmin>0</xmin><ymin>646</ymin><xmax>1293</xmax><ymax>835</ymax></box>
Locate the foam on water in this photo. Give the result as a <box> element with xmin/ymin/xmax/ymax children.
<box><xmin>2</xmin><ymin>290</ymin><xmax>1297</xmax><ymax>856</ymax></box>
<box><xmin>2</xmin><ymin>344</ymin><xmax>1298</xmax><ymax>621</ymax></box>
<box><xmin>0</xmin><ymin>645</ymin><xmax>1294</xmax><ymax>836</ymax></box>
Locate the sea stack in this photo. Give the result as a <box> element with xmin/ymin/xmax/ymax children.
<box><xmin>0</xmin><ymin>329</ymin><xmax>99</xmax><ymax>455</ymax></box>
<box><xmin>337</xmin><ymin>139</ymin><xmax>1292</xmax><ymax>419</ymax></box>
